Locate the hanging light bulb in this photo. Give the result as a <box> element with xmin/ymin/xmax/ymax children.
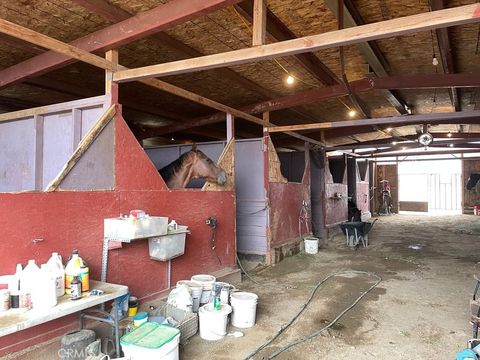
<box><xmin>447</xmin><ymin>132</ymin><xmax>452</xmax><ymax>138</ymax></box>
<box><xmin>449</xmin><ymin>143</ymin><xmax>454</xmax><ymax>147</ymax></box>
<box><xmin>171</xmin><ymin>136</ymin><xmax>175</xmax><ymax>141</ymax></box>
<box><xmin>386</xmin><ymin>127</ymin><xmax>393</xmax><ymax>132</ymax></box>
<box><xmin>348</xmin><ymin>109</ymin><xmax>356</xmax><ymax>118</ymax></box>
<box><xmin>432</xmin><ymin>56</ymin><xmax>439</xmax><ymax>66</ymax></box>
<box><xmin>286</xmin><ymin>74</ymin><xmax>295</xmax><ymax>85</ymax></box>
<box><xmin>391</xmin><ymin>141</ymin><xmax>398</xmax><ymax>145</ymax></box>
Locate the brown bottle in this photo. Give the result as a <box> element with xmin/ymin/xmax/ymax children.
<box><xmin>70</xmin><ymin>276</ymin><xmax>82</xmax><ymax>300</ymax></box>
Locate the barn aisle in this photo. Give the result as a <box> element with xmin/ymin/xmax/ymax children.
<box><xmin>181</xmin><ymin>215</ymin><xmax>478</xmax><ymax>360</ymax></box>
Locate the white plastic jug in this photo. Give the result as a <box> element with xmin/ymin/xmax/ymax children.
<box><xmin>20</xmin><ymin>260</ymin><xmax>40</xmax><ymax>308</ymax></box>
<box><xmin>47</xmin><ymin>252</ymin><xmax>65</xmax><ymax>297</ymax></box>
<box><xmin>65</xmin><ymin>250</ymin><xmax>89</xmax><ymax>294</ymax></box>
<box><xmin>35</xmin><ymin>264</ymin><xmax>57</xmax><ymax>310</ymax></box>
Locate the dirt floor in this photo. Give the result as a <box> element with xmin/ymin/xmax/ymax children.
<box><xmin>4</xmin><ymin>214</ymin><xmax>480</xmax><ymax>359</ymax></box>
<box><xmin>182</xmin><ymin>214</ymin><xmax>480</xmax><ymax>360</ymax></box>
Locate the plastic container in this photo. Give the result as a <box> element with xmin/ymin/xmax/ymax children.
<box><xmin>120</xmin><ymin>322</ymin><xmax>180</xmax><ymax>360</ymax></box>
<box><xmin>304</xmin><ymin>236</ymin><xmax>319</xmax><ymax>254</ymax></box>
<box><xmin>133</xmin><ymin>312</ymin><xmax>148</xmax><ymax>327</ymax></box>
<box><xmin>0</xmin><ymin>290</ymin><xmax>10</xmax><ymax>311</ymax></box>
<box><xmin>34</xmin><ymin>264</ymin><xmax>58</xmax><ymax>309</ymax></box>
<box><xmin>148</xmin><ymin>228</ymin><xmax>189</xmax><ymax>262</ymax></box>
<box><xmin>104</xmin><ymin>216</ymin><xmax>168</xmax><ymax>240</ymax></box>
<box><xmin>47</xmin><ymin>252</ymin><xmax>65</xmax><ymax>297</ymax></box>
<box><xmin>214</xmin><ymin>282</ymin><xmax>235</xmax><ymax>304</ymax></box>
<box><xmin>191</xmin><ymin>274</ymin><xmax>216</xmax><ymax>306</ymax></box>
<box><xmin>199</xmin><ymin>303</ymin><xmax>232</xmax><ymax>341</ymax></box>
<box><xmin>20</xmin><ymin>260</ymin><xmax>40</xmax><ymax>309</ymax></box>
<box><xmin>65</xmin><ymin>250</ymin><xmax>89</xmax><ymax>294</ymax></box>
<box><xmin>230</xmin><ymin>292</ymin><xmax>258</xmax><ymax>329</ymax></box>
<box><xmin>176</xmin><ymin>280</ymin><xmax>203</xmax><ymax>312</ymax></box>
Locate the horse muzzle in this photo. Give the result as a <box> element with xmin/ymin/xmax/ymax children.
<box><xmin>217</xmin><ymin>171</ymin><xmax>227</xmax><ymax>186</ymax></box>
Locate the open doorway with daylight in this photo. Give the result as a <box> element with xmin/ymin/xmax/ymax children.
<box><xmin>398</xmin><ymin>160</ymin><xmax>462</xmax><ymax>215</ymax></box>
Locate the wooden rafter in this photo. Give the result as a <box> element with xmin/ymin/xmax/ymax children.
<box><xmin>113</xmin><ymin>4</ymin><xmax>480</xmax><ymax>82</ymax></box>
<box><xmin>267</xmin><ymin>110</ymin><xmax>480</xmax><ymax>133</ymax></box>
<box><xmin>252</xmin><ymin>0</ymin><xmax>267</xmax><ymax>46</ymax></box>
<box><xmin>145</xmin><ymin>72</ymin><xmax>480</xmax><ymax>137</ymax></box>
<box><xmin>70</xmin><ymin>0</ymin><xmax>318</xmax><ymax>124</ymax></box>
<box><xmin>0</xmin><ymin>18</ymin><xmax>116</xmax><ymax>71</ymax></box>
<box><xmin>363</xmin><ymin>148</ymin><xmax>480</xmax><ymax>158</ymax></box>
<box><xmin>235</xmin><ymin>0</ymin><xmax>338</xmax><ymax>85</ymax></box>
<box><xmin>431</xmin><ymin>0</ymin><xmax>460</xmax><ymax>112</ymax></box>
<box><xmin>0</xmin><ymin>0</ymin><xmax>243</xmax><ymax>89</ymax></box>
<box><xmin>323</xmin><ymin>0</ymin><xmax>409</xmax><ymax>115</ymax></box>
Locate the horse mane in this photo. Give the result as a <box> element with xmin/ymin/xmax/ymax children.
<box><xmin>159</xmin><ymin>151</ymin><xmax>193</xmax><ymax>183</ymax></box>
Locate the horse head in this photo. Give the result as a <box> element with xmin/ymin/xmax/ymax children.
<box><xmin>190</xmin><ymin>149</ymin><xmax>227</xmax><ymax>186</ymax></box>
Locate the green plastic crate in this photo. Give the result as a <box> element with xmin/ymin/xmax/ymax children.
<box><xmin>120</xmin><ymin>322</ymin><xmax>180</xmax><ymax>349</ymax></box>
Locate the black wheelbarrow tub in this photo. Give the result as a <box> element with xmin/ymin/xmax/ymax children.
<box><xmin>339</xmin><ymin>219</ymin><xmax>377</xmax><ymax>237</ymax></box>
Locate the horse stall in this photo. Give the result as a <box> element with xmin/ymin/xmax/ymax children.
<box><xmin>0</xmin><ymin>95</ymin><xmax>237</xmax><ymax>355</ymax></box>
<box><xmin>310</xmin><ymin>151</ymin><xmax>348</xmax><ymax>238</ymax></box>
<box><xmin>347</xmin><ymin>158</ymin><xmax>371</xmax><ymax>216</ymax></box>
<box><xmin>235</xmin><ymin>136</ymin><xmax>311</xmax><ymax>265</ymax></box>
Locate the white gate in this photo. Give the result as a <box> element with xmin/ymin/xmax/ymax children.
<box><xmin>428</xmin><ymin>173</ymin><xmax>462</xmax><ymax>211</ymax></box>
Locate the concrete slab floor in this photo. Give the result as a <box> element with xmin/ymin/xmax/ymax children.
<box><xmin>182</xmin><ymin>214</ymin><xmax>479</xmax><ymax>360</ymax></box>
<box><xmin>3</xmin><ymin>214</ymin><xmax>479</xmax><ymax>359</ymax></box>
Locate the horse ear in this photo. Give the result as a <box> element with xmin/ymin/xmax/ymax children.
<box><xmin>191</xmin><ymin>143</ymin><xmax>197</xmax><ymax>151</ymax></box>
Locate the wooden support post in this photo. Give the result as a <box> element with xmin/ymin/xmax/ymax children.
<box><xmin>226</xmin><ymin>113</ymin><xmax>235</xmax><ymax>142</ymax></box>
<box><xmin>262</xmin><ymin>111</ymin><xmax>270</xmax><ymax>126</ymax></box>
<box><xmin>252</xmin><ymin>0</ymin><xmax>267</xmax><ymax>46</ymax></box>
<box><xmin>34</xmin><ymin>114</ymin><xmax>44</xmax><ymax>191</ymax></box>
<box><xmin>263</xmin><ymin>129</ymin><xmax>272</xmax><ymax>265</ymax></box>
<box><xmin>106</xmin><ymin>50</ymin><xmax>119</xmax><ymax>104</ymax></box>
<box><xmin>45</xmin><ymin>105</ymin><xmax>116</xmax><ymax>191</ymax></box>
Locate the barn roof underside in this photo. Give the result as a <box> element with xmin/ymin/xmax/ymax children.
<box><xmin>0</xmin><ymin>0</ymin><xmax>479</xmax><ymax>154</ymax></box>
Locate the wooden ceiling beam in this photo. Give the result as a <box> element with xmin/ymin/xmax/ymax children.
<box><xmin>326</xmin><ymin>136</ymin><xmax>480</xmax><ymax>151</ymax></box>
<box><xmin>151</xmin><ymin>72</ymin><xmax>480</xmax><ymax>136</ymax></box>
<box><xmin>69</xmin><ymin>0</ymin><xmax>274</xmax><ymax>100</ymax></box>
<box><xmin>324</xmin><ymin>0</ymin><xmax>409</xmax><ymax>115</ymax></box>
<box><xmin>71</xmin><ymin>0</ymin><xmax>318</xmax><ymax>124</ymax></box>
<box><xmin>252</xmin><ymin>0</ymin><xmax>267</xmax><ymax>46</ymax></box>
<box><xmin>267</xmin><ymin>110</ymin><xmax>480</xmax><ymax>132</ymax></box>
<box><xmin>431</xmin><ymin>0</ymin><xmax>460</xmax><ymax>112</ymax></box>
<box><xmin>235</xmin><ymin>0</ymin><xmax>338</xmax><ymax>85</ymax></box>
<box><xmin>364</xmin><ymin>148</ymin><xmax>480</xmax><ymax>158</ymax></box>
<box><xmin>113</xmin><ymin>4</ymin><xmax>480</xmax><ymax>82</ymax></box>
<box><xmin>0</xmin><ymin>0</ymin><xmax>243</xmax><ymax>89</ymax></box>
<box><xmin>0</xmin><ymin>18</ymin><xmax>116</xmax><ymax>71</ymax></box>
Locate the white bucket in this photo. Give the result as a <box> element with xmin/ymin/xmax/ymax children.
<box><xmin>176</xmin><ymin>280</ymin><xmax>203</xmax><ymax>313</ymax></box>
<box><xmin>199</xmin><ymin>303</ymin><xmax>232</xmax><ymax>341</ymax></box>
<box><xmin>304</xmin><ymin>236</ymin><xmax>319</xmax><ymax>254</ymax></box>
<box><xmin>230</xmin><ymin>292</ymin><xmax>258</xmax><ymax>329</ymax></box>
<box><xmin>191</xmin><ymin>274</ymin><xmax>216</xmax><ymax>305</ymax></box>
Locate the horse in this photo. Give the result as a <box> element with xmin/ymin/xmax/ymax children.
<box><xmin>159</xmin><ymin>146</ymin><xmax>227</xmax><ymax>189</ymax></box>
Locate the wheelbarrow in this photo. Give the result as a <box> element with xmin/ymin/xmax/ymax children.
<box><xmin>339</xmin><ymin>219</ymin><xmax>377</xmax><ymax>249</ymax></box>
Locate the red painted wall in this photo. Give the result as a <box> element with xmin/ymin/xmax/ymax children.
<box><xmin>0</xmin><ymin>113</ymin><xmax>236</xmax><ymax>355</ymax></box>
